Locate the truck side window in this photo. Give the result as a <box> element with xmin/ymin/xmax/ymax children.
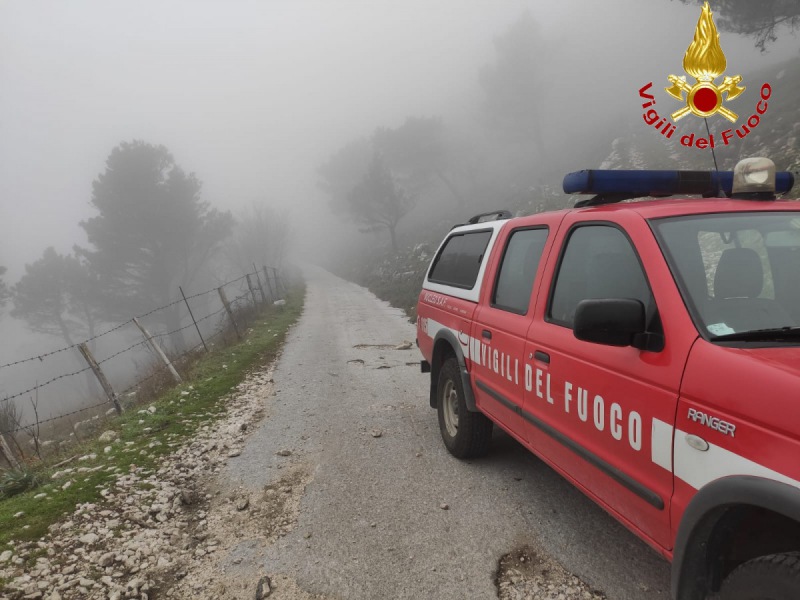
<box><xmin>549</xmin><ymin>225</ymin><xmax>654</xmax><ymax>328</ymax></box>
<box><xmin>492</xmin><ymin>228</ymin><xmax>548</xmax><ymax>314</ymax></box>
<box><xmin>428</xmin><ymin>230</ymin><xmax>492</xmax><ymax>289</ymax></box>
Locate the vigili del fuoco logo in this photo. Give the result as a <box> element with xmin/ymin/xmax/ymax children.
<box><xmin>639</xmin><ymin>2</ymin><xmax>772</xmax><ymax>149</ymax></box>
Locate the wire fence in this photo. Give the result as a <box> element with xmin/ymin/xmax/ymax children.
<box><xmin>0</xmin><ymin>265</ymin><xmax>288</xmax><ymax>459</ymax></box>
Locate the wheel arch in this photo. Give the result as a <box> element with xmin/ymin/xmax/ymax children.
<box><xmin>429</xmin><ymin>330</ymin><xmax>477</xmax><ymax>412</ymax></box>
<box><xmin>673</xmin><ymin>476</ymin><xmax>800</xmax><ymax>600</ymax></box>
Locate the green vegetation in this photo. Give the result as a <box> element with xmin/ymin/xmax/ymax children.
<box><xmin>0</xmin><ymin>468</ymin><xmax>40</xmax><ymax>500</ymax></box>
<box><xmin>0</xmin><ymin>287</ymin><xmax>304</xmax><ymax>548</ymax></box>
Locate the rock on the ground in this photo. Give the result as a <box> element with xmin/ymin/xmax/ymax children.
<box><xmin>0</xmin><ymin>368</ymin><xmax>280</xmax><ymax>600</ymax></box>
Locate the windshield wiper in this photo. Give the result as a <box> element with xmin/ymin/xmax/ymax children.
<box><xmin>710</xmin><ymin>326</ymin><xmax>800</xmax><ymax>342</ymax></box>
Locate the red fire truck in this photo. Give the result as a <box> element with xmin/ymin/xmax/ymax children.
<box><xmin>417</xmin><ymin>158</ymin><xmax>800</xmax><ymax>599</ymax></box>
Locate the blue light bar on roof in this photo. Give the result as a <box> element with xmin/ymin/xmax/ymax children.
<box><xmin>563</xmin><ymin>169</ymin><xmax>794</xmax><ymax>197</ymax></box>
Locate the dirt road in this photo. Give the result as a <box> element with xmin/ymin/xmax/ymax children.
<box><xmin>216</xmin><ymin>266</ymin><xmax>671</xmax><ymax>599</ymax></box>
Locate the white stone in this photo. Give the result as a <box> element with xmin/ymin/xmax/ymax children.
<box><xmin>98</xmin><ymin>431</ymin><xmax>117</xmax><ymax>443</ymax></box>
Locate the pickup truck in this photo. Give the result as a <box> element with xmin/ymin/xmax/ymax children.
<box><xmin>416</xmin><ymin>158</ymin><xmax>800</xmax><ymax>600</ymax></box>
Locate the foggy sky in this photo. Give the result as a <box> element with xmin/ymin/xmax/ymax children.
<box><xmin>1</xmin><ymin>0</ymin><xmax>797</xmax><ymax>280</ymax></box>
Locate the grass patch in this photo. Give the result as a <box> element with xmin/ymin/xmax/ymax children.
<box><xmin>0</xmin><ymin>286</ymin><xmax>304</xmax><ymax>549</ymax></box>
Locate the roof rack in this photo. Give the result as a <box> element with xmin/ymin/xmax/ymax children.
<box><xmin>467</xmin><ymin>210</ymin><xmax>512</xmax><ymax>224</ymax></box>
<box><xmin>563</xmin><ymin>169</ymin><xmax>795</xmax><ymax>207</ymax></box>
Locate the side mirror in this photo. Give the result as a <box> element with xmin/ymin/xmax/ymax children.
<box><xmin>574</xmin><ymin>298</ymin><xmax>646</xmax><ymax>347</ymax></box>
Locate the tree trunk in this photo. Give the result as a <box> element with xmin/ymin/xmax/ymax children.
<box><xmin>388</xmin><ymin>225</ymin><xmax>398</xmax><ymax>254</ymax></box>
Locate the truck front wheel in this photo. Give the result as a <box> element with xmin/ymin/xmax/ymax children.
<box><xmin>719</xmin><ymin>552</ymin><xmax>800</xmax><ymax>600</ymax></box>
<box><xmin>437</xmin><ymin>358</ymin><xmax>492</xmax><ymax>459</ymax></box>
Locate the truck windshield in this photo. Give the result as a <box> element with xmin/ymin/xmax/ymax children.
<box><xmin>652</xmin><ymin>212</ymin><xmax>800</xmax><ymax>340</ymax></box>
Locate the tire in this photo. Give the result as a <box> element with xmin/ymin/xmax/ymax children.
<box><xmin>436</xmin><ymin>357</ymin><xmax>492</xmax><ymax>459</ymax></box>
<box><xmin>719</xmin><ymin>552</ymin><xmax>800</xmax><ymax>600</ymax></box>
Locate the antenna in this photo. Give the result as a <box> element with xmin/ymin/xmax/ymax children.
<box><xmin>704</xmin><ymin>118</ymin><xmax>724</xmax><ymax>197</ymax></box>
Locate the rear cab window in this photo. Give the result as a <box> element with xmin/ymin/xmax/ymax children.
<box><xmin>428</xmin><ymin>230</ymin><xmax>492</xmax><ymax>289</ymax></box>
<box><xmin>423</xmin><ymin>221</ymin><xmax>506</xmax><ymax>303</ymax></box>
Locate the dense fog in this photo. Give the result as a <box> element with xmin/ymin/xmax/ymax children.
<box><xmin>1</xmin><ymin>0</ymin><xmax>798</xmax><ymax>425</ymax></box>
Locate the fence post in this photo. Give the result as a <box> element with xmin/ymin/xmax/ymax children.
<box><xmin>253</xmin><ymin>263</ymin><xmax>268</xmax><ymax>304</ymax></box>
<box><xmin>262</xmin><ymin>266</ymin><xmax>275</xmax><ymax>302</ymax></box>
<box><xmin>179</xmin><ymin>286</ymin><xmax>208</xmax><ymax>352</ymax></box>
<box><xmin>132</xmin><ymin>318</ymin><xmax>182</xmax><ymax>384</ymax></box>
<box><xmin>217</xmin><ymin>286</ymin><xmax>242</xmax><ymax>340</ymax></box>
<box><xmin>0</xmin><ymin>432</ymin><xmax>20</xmax><ymax>470</ymax></box>
<box><xmin>245</xmin><ymin>274</ymin><xmax>259</xmax><ymax>306</ymax></box>
<box><xmin>78</xmin><ymin>342</ymin><xmax>123</xmax><ymax>415</ymax></box>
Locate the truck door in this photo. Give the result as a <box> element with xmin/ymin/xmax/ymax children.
<box><xmin>524</xmin><ymin>213</ymin><xmax>695</xmax><ymax>550</ymax></box>
<box><xmin>471</xmin><ymin>223</ymin><xmax>551</xmax><ymax>443</ymax></box>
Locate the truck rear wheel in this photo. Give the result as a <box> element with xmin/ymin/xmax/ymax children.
<box><xmin>437</xmin><ymin>358</ymin><xmax>492</xmax><ymax>458</ymax></box>
<box><xmin>719</xmin><ymin>552</ymin><xmax>800</xmax><ymax>600</ymax></box>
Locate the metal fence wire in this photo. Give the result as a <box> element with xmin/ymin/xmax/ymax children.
<box><xmin>0</xmin><ymin>266</ymin><xmax>285</xmax><ymax>440</ymax></box>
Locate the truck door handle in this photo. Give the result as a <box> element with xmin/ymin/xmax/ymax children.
<box><xmin>534</xmin><ymin>350</ymin><xmax>550</xmax><ymax>364</ymax></box>
<box><xmin>482</xmin><ymin>329</ymin><xmax>492</xmax><ymax>340</ymax></box>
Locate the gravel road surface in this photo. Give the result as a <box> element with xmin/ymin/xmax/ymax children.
<box><xmin>221</xmin><ymin>266</ymin><xmax>672</xmax><ymax>599</ymax></box>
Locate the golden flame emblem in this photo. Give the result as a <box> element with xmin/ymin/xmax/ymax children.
<box><xmin>665</xmin><ymin>2</ymin><xmax>745</xmax><ymax>122</ymax></box>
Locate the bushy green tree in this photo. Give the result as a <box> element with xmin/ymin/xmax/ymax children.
<box><xmin>11</xmin><ymin>248</ymin><xmax>101</xmax><ymax>346</ymax></box>
<box><xmin>78</xmin><ymin>140</ymin><xmax>233</xmax><ymax>347</ymax></box>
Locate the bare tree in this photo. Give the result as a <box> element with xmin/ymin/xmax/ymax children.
<box><xmin>226</xmin><ymin>203</ymin><xmax>291</xmax><ymax>274</ymax></box>
<box><xmin>349</xmin><ymin>152</ymin><xmax>416</xmax><ymax>253</ymax></box>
